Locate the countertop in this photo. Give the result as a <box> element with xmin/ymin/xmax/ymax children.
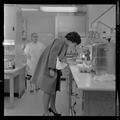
<box><xmin>69</xmin><ymin>64</ymin><xmax>115</xmax><ymax>91</ymax></box>
<box><xmin>4</xmin><ymin>64</ymin><xmax>26</xmax><ymax>74</ymax></box>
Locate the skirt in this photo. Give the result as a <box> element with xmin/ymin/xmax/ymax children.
<box><xmin>55</xmin><ymin>70</ymin><xmax>62</xmax><ymax>91</ymax></box>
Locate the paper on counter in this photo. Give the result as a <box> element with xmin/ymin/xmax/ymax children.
<box><xmin>93</xmin><ymin>74</ymin><xmax>115</xmax><ymax>82</ymax></box>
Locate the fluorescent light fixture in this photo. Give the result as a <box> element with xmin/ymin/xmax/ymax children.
<box><xmin>21</xmin><ymin>8</ymin><xmax>38</xmax><ymax>11</ymax></box>
<box><xmin>40</xmin><ymin>6</ymin><xmax>78</xmax><ymax>12</ymax></box>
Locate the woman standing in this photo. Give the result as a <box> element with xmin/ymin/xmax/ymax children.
<box><xmin>32</xmin><ymin>32</ymin><xmax>81</xmax><ymax>116</ymax></box>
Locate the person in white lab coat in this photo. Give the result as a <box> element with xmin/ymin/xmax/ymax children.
<box><xmin>24</xmin><ymin>32</ymin><xmax>46</xmax><ymax>92</ymax></box>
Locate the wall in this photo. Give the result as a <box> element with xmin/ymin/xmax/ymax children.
<box><xmin>16</xmin><ymin>8</ymin><xmax>88</xmax><ymax>68</ymax></box>
<box><xmin>22</xmin><ymin>11</ymin><xmax>56</xmax><ymax>46</ymax></box>
<box><xmin>98</xmin><ymin>6</ymin><xmax>116</xmax><ymax>28</ymax></box>
<box><xmin>57</xmin><ymin>15</ymin><xmax>86</xmax><ymax>36</ymax></box>
<box><xmin>22</xmin><ymin>7</ymin><xmax>88</xmax><ymax>46</ymax></box>
<box><xmin>88</xmin><ymin>5</ymin><xmax>116</xmax><ymax>43</ymax></box>
<box><xmin>56</xmin><ymin>11</ymin><xmax>88</xmax><ymax>46</ymax></box>
<box><xmin>88</xmin><ymin>5</ymin><xmax>116</xmax><ymax>29</ymax></box>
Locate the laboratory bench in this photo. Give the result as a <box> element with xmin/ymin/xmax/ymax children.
<box><xmin>4</xmin><ymin>64</ymin><xmax>26</xmax><ymax>108</ymax></box>
<box><xmin>65</xmin><ymin>63</ymin><xmax>115</xmax><ymax>116</ymax></box>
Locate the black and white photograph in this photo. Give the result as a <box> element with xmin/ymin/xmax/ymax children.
<box><xmin>3</xmin><ymin>3</ymin><xmax>118</xmax><ymax>116</ymax></box>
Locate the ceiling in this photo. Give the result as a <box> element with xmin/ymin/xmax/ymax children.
<box><xmin>4</xmin><ymin>4</ymin><xmax>87</xmax><ymax>10</ymax></box>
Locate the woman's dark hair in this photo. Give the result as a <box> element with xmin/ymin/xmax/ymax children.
<box><xmin>65</xmin><ymin>32</ymin><xmax>81</xmax><ymax>45</ymax></box>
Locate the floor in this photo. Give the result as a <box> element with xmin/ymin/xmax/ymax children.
<box><xmin>4</xmin><ymin>80</ymin><xmax>118</xmax><ymax>116</ymax></box>
<box><xmin>4</xmin><ymin>81</ymin><xmax>69</xmax><ymax>116</ymax></box>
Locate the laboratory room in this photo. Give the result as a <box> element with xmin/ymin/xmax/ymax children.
<box><xmin>4</xmin><ymin>4</ymin><xmax>117</xmax><ymax>116</ymax></box>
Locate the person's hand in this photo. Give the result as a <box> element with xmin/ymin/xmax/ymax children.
<box><xmin>50</xmin><ymin>69</ymin><xmax>55</xmax><ymax>77</ymax></box>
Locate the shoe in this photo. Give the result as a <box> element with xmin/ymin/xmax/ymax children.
<box><xmin>48</xmin><ymin>107</ymin><xmax>61</xmax><ymax>116</ymax></box>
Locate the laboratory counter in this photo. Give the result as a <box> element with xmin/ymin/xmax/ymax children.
<box><xmin>4</xmin><ymin>64</ymin><xmax>26</xmax><ymax>108</ymax></box>
<box><xmin>66</xmin><ymin>64</ymin><xmax>115</xmax><ymax>116</ymax></box>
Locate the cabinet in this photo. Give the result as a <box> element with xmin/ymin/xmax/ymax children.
<box><xmin>4</xmin><ymin>41</ymin><xmax>15</xmax><ymax>70</ymax></box>
<box><xmin>65</xmin><ymin>71</ymin><xmax>84</xmax><ymax>116</ymax></box>
<box><xmin>4</xmin><ymin>5</ymin><xmax>17</xmax><ymax>40</ymax></box>
<box><xmin>4</xmin><ymin>65</ymin><xmax>26</xmax><ymax>98</ymax></box>
<box><xmin>4</xmin><ymin>5</ymin><xmax>26</xmax><ymax>97</ymax></box>
<box><xmin>4</xmin><ymin>42</ymin><xmax>26</xmax><ymax>98</ymax></box>
<box><xmin>92</xmin><ymin>43</ymin><xmax>115</xmax><ymax>75</ymax></box>
<box><xmin>69</xmin><ymin>65</ymin><xmax>115</xmax><ymax>116</ymax></box>
<box><xmin>4</xmin><ymin>5</ymin><xmax>27</xmax><ymax>67</ymax></box>
<box><xmin>55</xmin><ymin>11</ymin><xmax>88</xmax><ymax>45</ymax></box>
<box><xmin>70</xmin><ymin>81</ymin><xmax>83</xmax><ymax>116</ymax></box>
<box><xmin>67</xmin><ymin>78</ymin><xmax>115</xmax><ymax>116</ymax></box>
<box><xmin>56</xmin><ymin>15</ymin><xmax>87</xmax><ymax>38</ymax></box>
<box><xmin>83</xmin><ymin>91</ymin><xmax>115</xmax><ymax>116</ymax></box>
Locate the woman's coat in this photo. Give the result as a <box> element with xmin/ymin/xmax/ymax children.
<box><xmin>32</xmin><ymin>38</ymin><xmax>68</xmax><ymax>94</ymax></box>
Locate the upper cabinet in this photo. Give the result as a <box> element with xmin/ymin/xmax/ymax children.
<box><xmin>4</xmin><ymin>5</ymin><xmax>27</xmax><ymax>68</ymax></box>
<box><xmin>4</xmin><ymin>5</ymin><xmax>18</xmax><ymax>40</ymax></box>
<box><xmin>57</xmin><ymin>15</ymin><xmax>87</xmax><ymax>37</ymax></box>
<box><xmin>56</xmin><ymin>5</ymin><xmax>88</xmax><ymax>38</ymax></box>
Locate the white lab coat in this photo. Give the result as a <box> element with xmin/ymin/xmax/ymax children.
<box><xmin>24</xmin><ymin>41</ymin><xmax>46</xmax><ymax>78</ymax></box>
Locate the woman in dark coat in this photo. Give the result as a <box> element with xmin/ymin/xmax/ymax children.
<box><xmin>32</xmin><ymin>32</ymin><xmax>81</xmax><ymax>116</ymax></box>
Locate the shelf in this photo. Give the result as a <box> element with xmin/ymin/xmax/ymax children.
<box><xmin>3</xmin><ymin>40</ymin><xmax>15</xmax><ymax>46</ymax></box>
<box><xmin>3</xmin><ymin>42</ymin><xmax>15</xmax><ymax>46</ymax></box>
<box><xmin>4</xmin><ymin>53</ymin><xmax>15</xmax><ymax>56</ymax></box>
<box><xmin>4</xmin><ymin>54</ymin><xmax>15</xmax><ymax>56</ymax></box>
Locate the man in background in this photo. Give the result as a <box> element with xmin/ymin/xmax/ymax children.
<box><xmin>24</xmin><ymin>32</ymin><xmax>46</xmax><ymax>92</ymax></box>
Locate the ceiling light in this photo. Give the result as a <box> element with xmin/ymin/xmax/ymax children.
<box><xmin>20</xmin><ymin>8</ymin><xmax>38</xmax><ymax>11</ymax></box>
<box><xmin>40</xmin><ymin>6</ymin><xmax>78</xmax><ymax>12</ymax></box>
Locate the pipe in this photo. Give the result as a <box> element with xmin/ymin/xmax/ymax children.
<box><xmin>98</xmin><ymin>21</ymin><xmax>113</xmax><ymax>29</ymax></box>
<box><xmin>91</xmin><ymin>5</ymin><xmax>115</xmax><ymax>28</ymax></box>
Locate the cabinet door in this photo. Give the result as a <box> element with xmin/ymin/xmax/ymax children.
<box><xmin>4</xmin><ymin>5</ymin><xmax>17</xmax><ymax>40</ymax></box>
<box><xmin>83</xmin><ymin>91</ymin><xmax>115</xmax><ymax>116</ymax></box>
<box><xmin>70</xmin><ymin>80</ymin><xmax>83</xmax><ymax>116</ymax></box>
<box><xmin>96</xmin><ymin>44</ymin><xmax>107</xmax><ymax>57</ymax></box>
<box><xmin>106</xmin><ymin>43</ymin><xmax>115</xmax><ymax>74</ymax></box>
<box><xmin>56</xmin><ymin>14</ymin><xmax>87</xmax><ymax>41</ymax></box>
